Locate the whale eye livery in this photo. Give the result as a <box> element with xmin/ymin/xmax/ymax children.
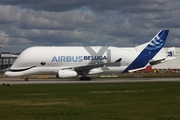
<box><xmin>4</xmin><ymin>30</ymin><xmax>175</xmax><ymax>80</ymax></box>
<box><xmin>40</xmin><ymin>62</ymin><xmax>46</xmax><ymax>66</ymax></box>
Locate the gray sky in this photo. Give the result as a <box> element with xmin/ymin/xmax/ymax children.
<box><xmin>0</xmin><ymin>0</ymin><xmax>180</xmax><ymax>53</ymax></box>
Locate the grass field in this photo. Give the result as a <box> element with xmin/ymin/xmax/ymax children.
<box><xmin>0</xmin><ymin>82</ymin><xmax>180</xmax><ymax>120</ymax></box>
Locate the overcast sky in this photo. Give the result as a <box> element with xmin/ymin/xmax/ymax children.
<box><xmin>0</xmin><ymin>0</ymin><xmax>180</xmax><ymax>53</ymax></box>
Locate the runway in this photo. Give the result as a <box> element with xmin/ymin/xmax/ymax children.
<box><xmin>1</xmin><ymin>77</ymin><xmax>180</xmax><ymax>85</ymax></box>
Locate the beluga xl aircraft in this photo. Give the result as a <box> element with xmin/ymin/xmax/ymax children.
<box><xmin>5</xmin><ymin>30</ymin><xmax>176</xmax><ymax>80</ymax></box>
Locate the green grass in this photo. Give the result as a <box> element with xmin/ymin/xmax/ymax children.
<box><xmin>0</xmin><ymin>82</ymin><xmax>180</xmax><ymax>120</ymax></box>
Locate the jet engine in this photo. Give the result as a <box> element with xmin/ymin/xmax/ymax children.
<box><xmin>57</xmin><ymin>70</ymin><xmax>77</xmax><ymax>78</ymax></box>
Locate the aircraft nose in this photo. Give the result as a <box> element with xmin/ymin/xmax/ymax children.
<box><xmin>4</xmin><ymin>71</ymin><xmax>9</xmax><ymax>76</ymax></box>
<box><xmin>4</xmin><ymin>71</ymin><xmax>13</xmax><ymax>77</ymax></box>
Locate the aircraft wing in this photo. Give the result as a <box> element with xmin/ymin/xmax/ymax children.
<box><xmin>74</xmin><ymin>64</ymin><xmax>104</xmax><ymax>71</ymax></box>
<box><xmin>63</xmin><ymin>58</ymin><xmax>122</xmax><ymax>74</ymax></box>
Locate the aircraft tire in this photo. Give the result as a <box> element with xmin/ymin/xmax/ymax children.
<box><xmin>80</xmin><ymin>77</ymin><xmax>91</xmax><ymax>81</ymax></box>
<box><xmin>24</xmin><ymin>77</ymin><xmax>28</xmax><ymax>81</ymax></box>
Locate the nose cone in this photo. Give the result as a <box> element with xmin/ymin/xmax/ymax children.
<box><xmin>4</xmin><ymin>71</ymin><xmax>19</xmax><ymax>77</ymax></box>
<box><xmin>4</xmin><ymin>71</ymin><xmax>12</xmax><ymax>77</ymax></box>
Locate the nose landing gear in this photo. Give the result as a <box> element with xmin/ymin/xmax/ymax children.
<box><xmin>24</xmin><ymin>76</ymin><xmax>28</xmax><ymax>81</ymax></box>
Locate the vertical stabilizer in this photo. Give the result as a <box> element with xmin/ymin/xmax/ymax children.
<box><xmin>123</xmin><ymin>30</ymin><xmax>169</xmax><ymax>73</ymax></box>
<box><xmin>136</xmin><ymin>30</ymin><xmax>169</xmax><ymax>52</ymax></box>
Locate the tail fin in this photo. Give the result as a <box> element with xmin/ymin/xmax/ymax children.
<box><xmin>123</xmin><ymin>30</ymin><xmax>169</xmax><ymax>73</ymax></box>
<box><xmin>136</xmin><ymin>30</ymin><xmax>169</xmax><ymax>52</ymax></box>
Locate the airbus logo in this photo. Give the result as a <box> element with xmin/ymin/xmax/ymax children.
<box><xmin>51</xmin><ymin>56</ymin><xmax>107</xmax><ymax>62</ymax></box>
<box><xmin>168</xmin><ymin>51</ymin><xmax>173</xmax><ymax>57</ymax></box>
<box><xmin>52</xmin><ymin>46</ymin><xmax>109</xmax><ymax>63</ymax></box>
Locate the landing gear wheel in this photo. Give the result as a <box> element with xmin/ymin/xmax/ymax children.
<box><xmin>24</xmin><ymin>77</ymin><xmax>28</xmax><ymax>81</ymax></box>
<box><xmin>80</xmin><ymin>77</ymin><xmax>91</xmax><ymax>81</ymax></box>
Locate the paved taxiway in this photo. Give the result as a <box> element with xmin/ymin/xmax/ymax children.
<box><xmin>0</xmin><ymin>78</ymin><xmax>180</xmax><ymax>85</ymax></box>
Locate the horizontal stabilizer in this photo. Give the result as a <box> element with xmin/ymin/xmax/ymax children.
<box><xmin>149</xmin><ymin>58</ymin><xmax>166</xmax><ymax>66</ymax></box>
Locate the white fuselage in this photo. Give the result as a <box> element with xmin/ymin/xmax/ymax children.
<box><xmin>5</xmin><ymin>46</ymin><xmax>139</xmax><ymax>77</ymax></box>
<box><xmin>4</xmin><ymin>30</ymin><xmax>172</xmax><ymax>78</ymax></box>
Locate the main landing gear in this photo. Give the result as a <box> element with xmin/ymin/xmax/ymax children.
<box><xmin>79</xmin><ymin>71</ymin><xmax>92</xmax><ymax>81</ymax></box>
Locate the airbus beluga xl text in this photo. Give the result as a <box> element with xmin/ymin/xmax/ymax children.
<box><xmin>5</xmin><ymin>30</ymin><xmax>176</xmax><ymax>80</ymax></box>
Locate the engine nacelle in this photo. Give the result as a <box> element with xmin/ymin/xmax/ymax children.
<box><xmin>57</xmin><ymin>70</ymin><xmax>77</xmax><ymax>78</ymax></box>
